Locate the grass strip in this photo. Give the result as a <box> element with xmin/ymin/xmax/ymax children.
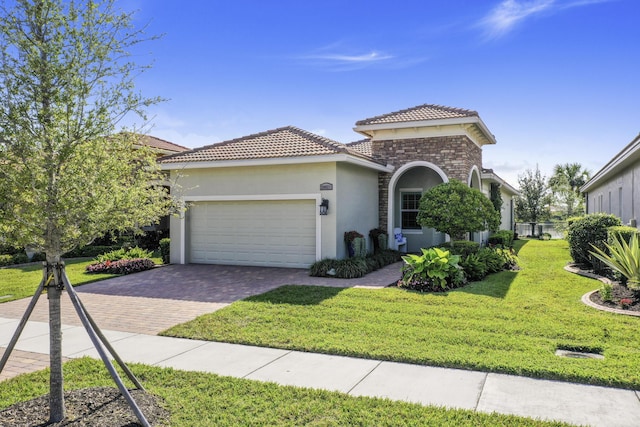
<box><xmin>0</xmin><ymin>358</ymin><xmax>570</xmax><ymax>426</ymax></box>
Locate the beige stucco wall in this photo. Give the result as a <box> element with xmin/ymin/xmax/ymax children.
<box><xmin>168</xmin><ymin>161</ymin><xmax>380</xmax><ymax>263</ymax></box>
<box><xmin>335</xmin><ymin>163</ymin><xmax>380</xmax><ymax>258</ymax></box>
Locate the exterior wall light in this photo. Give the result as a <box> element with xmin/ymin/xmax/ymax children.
<box><xmin>319</xmin><ymin>198</ymin><xmax>329</xmax><ymax>215</ymax></box>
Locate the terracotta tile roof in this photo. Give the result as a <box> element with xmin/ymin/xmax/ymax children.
<box><xmin>160</xmin><ymin>126</ymin><xmax>372</xmax><ymax>163</ymax></box>
<box><xmin>139</xmin><ymin>135</ymin><xmax>190</xmax><ymax>153</ymax></box>
<box><xmin>356</xmin><ymin>104</ymin><xmax>478</xmax><ymax>126</ymax></box>
<box><xmin>346</xmin><ymin>139</ymin><xmax>372</xmax><ymax>157</ymax></box>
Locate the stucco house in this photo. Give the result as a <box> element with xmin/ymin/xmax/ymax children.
<box><xmin>160</xmin><ymin>104</ymin><xmax>515</xmax><ymax>268</ymax></box>
<box><xmin>581</xmin><ymin>132</ymin><xmax>640</xmax><ymax>226</ymax></box>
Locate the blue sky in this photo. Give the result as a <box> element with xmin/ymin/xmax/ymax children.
<box><xmin>124</xmin><ymin>0</ymin><xmax>639</xmax><ymax>187</ymax></box>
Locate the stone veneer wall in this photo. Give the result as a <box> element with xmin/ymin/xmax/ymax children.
<box><xmin>373</xmin><ymin>135</ymin><xmax>483</xmax><ymax>231</ymax></box>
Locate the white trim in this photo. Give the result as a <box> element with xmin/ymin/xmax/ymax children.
<box><xmin>387</xmin><ymin>161</ymin><xmax>449</xmax><ymax>248</ymax></box>
<box><xmin>178</xmin><ymin>194</ymin><xmax>322</xmax><ymax>265</ymax></box>
<box><xmin>354</xmin><ymin>116</ymin><xmax>497</xmax><ymax>146</ymax></box>
<box><xmin>399</xmin><ymin>189</ymin><xmax>423</xmax><ymax>232</ymax></box>
<box><xmin>161</xmin><ymin>153</ymin><xmax>393</xmax><ymax>173</ymax></box>
<box><xmin>468</xmin><ymin>165</ymin><xmax>480</xmax><ymax>188</ymax></box>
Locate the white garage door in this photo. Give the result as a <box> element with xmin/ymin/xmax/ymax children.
<box><xmin>188</xmin><ymin>200</ymin><xmax>317</xmax><ymax>268</ymax></box>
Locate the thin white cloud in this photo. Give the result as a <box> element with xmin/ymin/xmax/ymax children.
<box><xmin>306</xmin><ymin>51</ymin><xmax>394</xmax><ymax>63</ymax></box>
<box><xmin>479</xmin><ymin>0</ymin><xmax>613</xmax><ymax>40</ymax></box>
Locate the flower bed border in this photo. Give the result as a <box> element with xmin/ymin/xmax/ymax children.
<box><xmin>564</xmin><ymin>263</ymin><xmax>640</xmax><ymax>317</ymax></box>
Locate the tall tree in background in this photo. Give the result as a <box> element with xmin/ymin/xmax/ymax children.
<box><xmin>0</xmin><ymin>0</ymin><xmax>170</xmax><ymax>422</ymax></box>
<box><xmin>515</xmin><ymin>165</ymin><xmax>552</xmax><ymax>236</ymax></box>
<box><xmin>549</xmin><ymin>163</ymin><xmax>591</xmax><ymax>218</ymax></box>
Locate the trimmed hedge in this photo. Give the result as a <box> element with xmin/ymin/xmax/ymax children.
<box><xmin>438</xmin><ymin>240</ymin><xmax>480</xmax><ymax>257</ymax></box>
<box><xmin>567</xmin><ymin>213</ymin><xmax>621</xmax><ymax>270</ymax></box>
<box><xmin>607</xmin><ymin>226</ymin><xmax>639</xmax><ymax>246</ymax></box>
<box><xmin>488</xmin><ymin>230</ymin><xmax>515</xmax><ymax>247</ymax></box>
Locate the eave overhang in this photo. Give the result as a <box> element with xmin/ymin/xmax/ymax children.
<box><xmin>353</xmin><ymin>116</ymin><xmax>497</xmax><ymax>147</ymax></box>
<box><xmin>160</xmin><ymin>153</ymin><xmax>394</xmax><ymax>173</ymax></box>
<box><xmin>581</xmin><ymin>133</ymin><xmax>640</xmax><ymax>193</ymax></box>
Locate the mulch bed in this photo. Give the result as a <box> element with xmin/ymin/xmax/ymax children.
<box><xmin>590</xmin><ymin>282</ymin><xmax>640</xmax><ymax>312</ymax></box>
<box><xmin>0</xmin><ymin>387</ymin><xmax>169</xmax><ymax>426</ymax></box>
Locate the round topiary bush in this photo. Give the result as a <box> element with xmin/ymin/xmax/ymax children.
<box><xmin>567</xmin><ymin>213</ymin><xmax>621</xmax><ymax>270</ymax></box>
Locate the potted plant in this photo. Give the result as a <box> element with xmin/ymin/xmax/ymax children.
<box><xmin>344</xmin><ymin>230</ymin><xmax>364</xmax><ymax>258</ymax></box>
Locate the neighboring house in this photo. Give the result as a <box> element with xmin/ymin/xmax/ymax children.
<box><xmin>136</xmin><ymin>134</ymin><xmax>190</xmax><ymax>156</ymax></box>
<box><xmin>481</xmin><ymin>168</ymin><xmax>519</xmax><ymax>233</ymax></box>
<box><xmin>581</xmin><ymin>133</ymin><xmax>640</xmax><ymax>226</ymax></box>
<box><xmin>159</xmin><ymin>104</ymin><xmax>515</xmax><ymax>267</ymax></box>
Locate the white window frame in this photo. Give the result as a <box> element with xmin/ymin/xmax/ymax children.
<box><xmin>400</xmin><ymin>188</ymin><xmax>423</xmax><ymax>233</ymax></box>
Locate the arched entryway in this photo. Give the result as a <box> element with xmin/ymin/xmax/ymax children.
<box><xmin>468</xmin><ymin>166</ymin><xmax>483</xmax><ymax>243</ymax></box>
<box><xmin>387</xmin><ymin>161</ymin><xmax>449</xmax><ymax>252</ymax></box>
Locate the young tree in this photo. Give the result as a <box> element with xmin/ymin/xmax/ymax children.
<box><xmin>548</xmin><ymin>162</ymin><xmax>591</xmax><ymax>218</ymax></box>
<box><xmin>515</xmin><ymin>166</ymin><xmax>552</xmax><ymax>236</ymax></box>
<box><xmin>0</xmin><ymin>0</ymin><xmax>170</xmax><ymax>422</ymax></box>
<box><xmin>417</xmin><ymin>180</ymin><xmax>500</xmax><ymax>240</ymax></box>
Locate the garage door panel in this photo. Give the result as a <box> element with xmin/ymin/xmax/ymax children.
<box><xmin>188</xmin><ymin>200</ymin><xmax>316</xmax><ymax>268</ymax></box>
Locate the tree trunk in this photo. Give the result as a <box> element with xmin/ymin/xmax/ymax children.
<box><xmin>47</xmin><ymin>263</ymin><xmax>65</xmax><ymax>423</ymax></box>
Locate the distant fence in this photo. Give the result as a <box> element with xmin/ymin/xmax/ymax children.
<box><xmin>515</xmin><ymin>222</ymin><xmax>567</xmax><ymax>239</ymax></box>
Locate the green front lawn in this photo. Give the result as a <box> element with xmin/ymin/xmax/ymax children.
<box><xmin>0</xmin><ymin>254</ymin><xmax>163</xmax><ymax>303</ymax></box>
<box><xmin>0</xmin><ymin>358</ymin><xmax>570</xmax><ymax>426</ymax></box>
<box><xmin>163</xmin><ymin>239</ymin><xmax>640</xmax><ymax>389</ymax></box>
<box><xmin>0</xmin><ymin>259</ymin><xmax>118</xmax><ymax>303</ymax></box>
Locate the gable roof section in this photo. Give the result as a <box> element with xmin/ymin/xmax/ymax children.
<box><xmin>354</xmin><ymin>103</ymin><xmax>496</xmax><ymax>147</ymax></box>
<box><xmin>346</xmin><ymin>139</ymin><xmax>372</xmax><ymax>157</ymax></box>
<box><xmin>159</xmin><ymin>126</ymin><xmax>391</xmax><ymax>172</ymax></box>
<box><xmin>356</xmin><ymin>104</ymin><xmax>478</xmax><ymax>126</ymax></box>
<box><xmin>581</xmin><ymin>133</ymin><xmax>640</xmax><ymax>193</ymax></box>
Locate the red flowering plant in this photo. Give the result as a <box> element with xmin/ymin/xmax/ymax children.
<box><xmin>619</xmin><ymin>298</ymin><xmax>634</xmax><ymax>309</ymax></box>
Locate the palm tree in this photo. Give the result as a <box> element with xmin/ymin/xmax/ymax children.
<box><xmin>549</xmin><ymin>163</ymin><xmax>591</xmax><ymax>218</ymax></box>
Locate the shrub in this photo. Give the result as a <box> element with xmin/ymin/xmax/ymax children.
<box><xmin>398</xmin><ymin>247</ymin><xmax>467</xmax><ymax>292</ymax></box>
<box><xmin>159</xmin><ymin>238</ymin><xmax>170</xmax><ymax>264</ymax></box>
<box><xmin>334</xmin><ymin>258</ymin><xmax>368</xmax><ymax>279</ymax></box>
<box><xmin>488</xmin><ymin>230</ymin><xmax>515</xmax><ymax>247</ymax></box>
<box><xmin>567</xmin><ymin>213</ymin><xmax>621</xmax><ymax>270</ymax></box>
<box><xmin>94</xmin><ymin>246</ymin><xmax>153</xmax><ymax>263</ymax></box>
<box><xmin>608</xmin><ymin>226</ymin><xmax>639</xmax><ymax>246</ymax></box>
<box><xmin>11</xmin><ymin>253</ymin><xmax>29</xmax><ymax>265</ymax></box>
<box><xmin>379</xmin><ymin>249</ymin><xmax>403</xmax><ymax>264</ymax></box>
<box><xmin>599</xmin><ymin>282</ymin><xmax>613</xmax><ymax>302</ymax></box>
<box><xmin>477</xmin><ymin>248</ymin><xmax>504</xmax><ymax>274</ymax></box>
<box><xmin>30</xmin><ymin>252</ymin><xmax>47</xmax><ymax>262</ymax></box>
<box><xmin>86</xmin><ymin>258</ymin><xmax>156</xmax><ymax>275</ymax></box>
<box><xmin>309</xmin><ymin>258</ymin><xmax>339</xmax><ymax>277</ymax></box>
<box><xmin>0</xmin><ymin>254</ymin><xmax>14</xmax><ymax>267</ymax></box>
<box><xmin>460</xmin><ymin>253</ymin><xmax>488</xmax><ymax>282</ymax></box>
<box><xmin>309</xmin><ymin>250</ymin><xmax>402</xmax><ymax>278</ymax></box>
<box><xmin>438</xmin><ymin>240</ymin><xmax>480</xmax><ymax>257</ymax></box>
<box><xmin>64</xmin><ymin>245</ymin><xmax>121</xmax><ymax>258</ymax></box>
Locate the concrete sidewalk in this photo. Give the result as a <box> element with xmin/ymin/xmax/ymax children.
<box><xmin>1</xmin><ymin>316</ymin><xmax>640</xmax><ymax>426</ymax></box>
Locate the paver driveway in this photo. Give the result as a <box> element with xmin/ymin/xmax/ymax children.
<box><xmin>0</xmin><ymin>263</ymin><xmax>402</xmax><ymax>335</ymax></box>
